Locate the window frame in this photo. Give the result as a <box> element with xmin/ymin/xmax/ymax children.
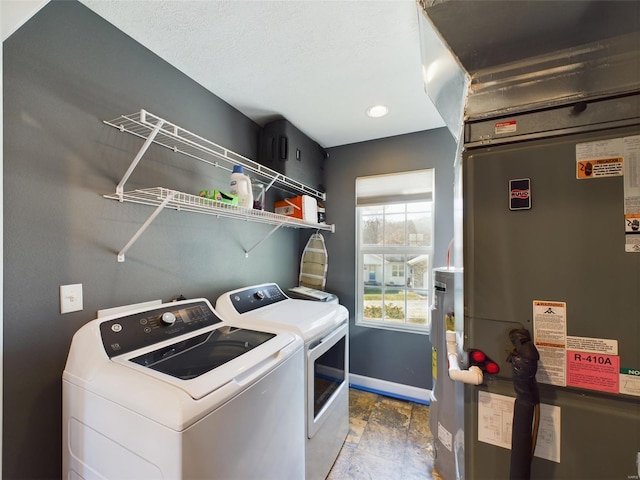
<box><xmin>355</xmin><ymin>169</ymin><xmax>435</xmax><ymax>335</ymax></box>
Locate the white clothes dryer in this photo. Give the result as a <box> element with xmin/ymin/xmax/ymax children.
<box><xmin>63</xmin><ymin>297</ymin><xmax>305</xmax><ymax>480</ymax></box>
<box><xmin>216</xmin><ymin>283</ymin><xmax>349</xmax><ymax>480</ymax></box>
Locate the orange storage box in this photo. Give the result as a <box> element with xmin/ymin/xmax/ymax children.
<box><xmin>274</xmin><ymin>195</ymin><xmax>318</xmax><ymax>222</ymax></box>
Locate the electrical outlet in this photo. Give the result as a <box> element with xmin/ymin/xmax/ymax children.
<box><xmin>60</xmin><ymin>284</ymin><xmax>83</xmax><ymax>314</ymax></box>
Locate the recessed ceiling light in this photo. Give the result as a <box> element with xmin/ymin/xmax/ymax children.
<box><xmin>366</xmin><ymin>105</ymin><xmax>389</xmax><ymax>118</ymax></box>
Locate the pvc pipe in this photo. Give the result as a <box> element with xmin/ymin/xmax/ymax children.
<box><xmin>446</xmin><ymin>330</ymin><xmax>483</xmax><ymax>385</ymax></box>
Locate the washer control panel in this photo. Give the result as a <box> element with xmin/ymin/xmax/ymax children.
<box><xmin>99</xmin><ymin>300</ymin><xmax>221</xmax><ymax>358</ymax></box>
<box><xmin>228</xmin><ymin>284</ymin><xmax>288</xmax><ymax>314</ymax></box>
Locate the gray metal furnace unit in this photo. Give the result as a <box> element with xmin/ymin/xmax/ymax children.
<box><xmin>416</xmin><ymin>2</ymin><xmax>640</xmax><ymax>479</ymax></box>
<box><xmin>462</xmin><ymin>93</ymin><xmax>640</xmax><ymax>479</ymax></box>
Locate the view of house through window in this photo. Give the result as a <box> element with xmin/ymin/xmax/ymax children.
<box><xmin>356</xmin><ymin>169</ymin><xmax>434</xmax><ymax>333</ymax></box>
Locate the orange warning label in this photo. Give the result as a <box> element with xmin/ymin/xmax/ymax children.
<box><xmin>533</xmin><ymin>301</ymin><xmax>565</xmax><ymax>308</ymax></box>
<box><xmin>625</xmin><ymin>214</ymin><xmax>640</xmax><ymax>233</ymax></box>
<box><xmin>536</xmin><ymin>342</ymin><xmax>566</xmax><ymax>348</ymax></box>
<box><xmin>576</xmin><ymin>157</ymin><xmax>623</xmax><ymax>179</ymax></box>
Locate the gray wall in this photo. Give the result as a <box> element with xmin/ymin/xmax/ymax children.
<box><xmin>3</xmin><ymin>1</ymin><xmax>456</xmax><ymax>477</ymax></box>
<box><xmin>3</xmin><ymin>2</ymin><xmax>301</xmax><ymax>478</ymax></box>
<box><xmin>324</xmin><ymin>129</ymin><xmax>456</xmax><ymax>390</ymax></box>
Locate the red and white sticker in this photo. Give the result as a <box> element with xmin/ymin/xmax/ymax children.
<box><xmin>495</xmin><ymin>120</ymin><xmax>517</xmax><ymax>135</ymax></box>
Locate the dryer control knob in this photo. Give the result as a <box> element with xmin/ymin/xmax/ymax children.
<box><xmin>255</xmin><ymin>290</ymin><xmax>265</xmax><ymax>300</ymax></box>
<box><xmin>161</xmin><ymin>312</ymin><xmax>176</xmax><ymax>325</ymax></box>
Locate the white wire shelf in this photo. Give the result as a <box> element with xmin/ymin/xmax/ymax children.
<box><xmin>105</xmin><ymin>188</ymin><xmax>334</xmax><ymax>261</ymax></box>
<box><xmin>104</xmin><ymin>109</ymin><xmax>326</xmax><ymax>200</ymax></box>
<box><xmin>105</xmin><ymin>187</ymin><xmax>333</xmax><ymax>229</ymax></box>
<box><xmin>103</xmin><ymin>110</ymin><xmax>333</xmax><ymax>262</ymax></box>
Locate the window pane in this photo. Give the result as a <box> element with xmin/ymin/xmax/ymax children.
<box><xmin>383</xmin><ymin>213</ymin><xmax>405</xmax><ymax>245</ymax></box>
<box><xmin>383</xmin><ymin>254</ymin><xmax>405</xmax><ymax>286</ymax></box>
<box><xmin>361</xmin><ymin>212</ymin><xmax>383</xmax><ymax>245</ymax></box>
<box><xmin>363</xmin><ymin>254</ymin><xmax>382</xmax><ymax>286</ymax></box>
<box><xmin>407</xmin><ymin>254</ymin><xmax>429</xmax><ymax>289</ymax></box>
<box><xmin>408</xmin><ymin>212</ymin><xmax>432</xmax><ymax>247</ymax></box>
<box><xmin>407</xmin><ymin>290</ymin><xmax>429</xmax><ymax>326</ymax></box>
<box><xmin>363</xmin><ymin>287</ymin><xmax>383</xmax><ymax>321</ymax></box>
<box><xmin>384</xmin><ymin>289</ymin><xmax>406</xmax><ymax>324</ymax></box>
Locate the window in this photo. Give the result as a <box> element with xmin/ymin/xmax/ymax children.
<box><xmin>356</xmin><ymin>169</ymin><xmax>434</xmax><ymax>333</ymax></box>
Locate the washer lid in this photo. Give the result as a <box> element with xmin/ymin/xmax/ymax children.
<box><xmin>127</xmin><ymin>326</ymin><xmax>277</xmax><ymax>380</ymax></box>
<box><xmin>112</xmin><ymin>324</ymin><xmax>298</xmax><ymax>400</ymax></box>
<box><xmin>65</xmin><ymin>298</ymin><xmax>301</xmax><ymax>401</ymax></box>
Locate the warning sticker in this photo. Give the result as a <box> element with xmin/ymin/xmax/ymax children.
<box><xmin>566</xmin><ymin>336</ymin><xmax>618</xmax><ymax>355</ymax></box>
<box><xmin>576</xmin><ymin>157</ymin><xmax>623</xmax><ymax>178</ymax></box>
<box><xmin>625</xmin><ymin>213</ymin><xmax>640</xmax><ymax>233</ymax></box>
<box><xmin>624</xmin><ymin>135</ymin><xmax>640</xmax><ymax>252</ymax></box>
<box><xmin>619</xmin><ymin>367</ymin><xmax>640</xmax><ymax>397</ymax></box>
<box><xmin>495</xmin><ymin>120</ymin><xmax>517</xmax><ymax>135</ymax></box>
<box><xmin>566</xmin><ymin>351</ymin><xmax>619</xmax><ymax>393</ymax></box>
<box><xmin>625</xmin><ymin>237</ymin><xmax>640</xmax><ymax>253</ymax></box>
<box><xmin>432</xmin><ymin>346</ymin><xmax>437</xmax><ymax>381</ymax></box>
<box><xmin>437</xmin><ymin>422</ymin><xmax>453</xmax><ymax>452</ymax></box>
<box><xmin>533</xmin><ymin>301</ymin><xmax>567</xmax><ymax>386</ymax></box>
<box><xmin>623</xmin><ymin>135</ymin><xmax>640</xmax><ymax>213</ymax></box>
<box><xmin>576</xmin><ymin>138</ymin><xmax>625</xmax><ymax>178</ymax></box>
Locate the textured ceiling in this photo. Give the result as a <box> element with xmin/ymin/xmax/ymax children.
<box><xmin>79</xmin><ymin>0</ymin><xmax>445</xmax><ymax>147</ymax></box>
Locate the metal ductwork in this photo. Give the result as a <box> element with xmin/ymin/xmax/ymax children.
<box><xmin>417</xmin><ymin>0</ymin><xmax>640</xmax><ymax>126</ymax></box>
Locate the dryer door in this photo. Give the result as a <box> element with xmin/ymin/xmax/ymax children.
<box><xmin>307</xmin><ymin>322</ymin><xmax>348</xmax><ymax>438</ymax></box>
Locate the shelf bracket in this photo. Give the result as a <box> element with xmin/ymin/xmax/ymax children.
<box><xmin>117</xmin><ymin>190</ymin><xmax>176</xmax><ymax>262</ymax></box>
<box><xmin>263</xmin><ymin>176</ymin><xmax>278</xmax><ymax>193</ymax></box>
<box><xmin>244</xmin><ymin>223</ymin><xmax>285</xmax><ymax>258</ymax></box>
<box><xmin>116</xmin><ymin>116</ymin><xmax>165</xmax><ymax>197</ymax></box>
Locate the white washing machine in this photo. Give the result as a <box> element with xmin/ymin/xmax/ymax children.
<box><xmin>63</xmin><ymin>297</ymin><xmax>305</xmax><ymax>480</ymax></box>
<box><xmin>216</xmin><ymin>283</ymin><xmax>349</xmax><ymax>480</ymax></box>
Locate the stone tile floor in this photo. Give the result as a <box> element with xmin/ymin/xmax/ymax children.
<box><xmin>327</xmin><ymin>388</ymin><xmax>443</xmax><ymax>480</ymax></box>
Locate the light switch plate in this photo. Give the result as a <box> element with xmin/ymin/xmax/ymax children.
<box><xmin>60</xmin><ymin>284</ymin><xmax>83</xmax><ymax>314</ymax></box>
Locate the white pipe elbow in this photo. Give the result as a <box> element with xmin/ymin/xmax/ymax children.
<box><xmin>446</xmin><ymin>330</ymin><xmax>483</xmax><ymax>385</ymax></box>
<box><xmin>448</xmin><ymin>362</ymin><xmax>483</xmax><ymax>385</ymax></box>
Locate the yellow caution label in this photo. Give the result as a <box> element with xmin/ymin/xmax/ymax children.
<box><xmin>432</xmin><ymin>346</ymin><xmax>437</xmax><ymax>381</ymax></box>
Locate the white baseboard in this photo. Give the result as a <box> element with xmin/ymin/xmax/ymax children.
<box><xmin>348</xmin><ymin>373</ymin><xmax>431</xmax><ymax>404</ymax></box>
